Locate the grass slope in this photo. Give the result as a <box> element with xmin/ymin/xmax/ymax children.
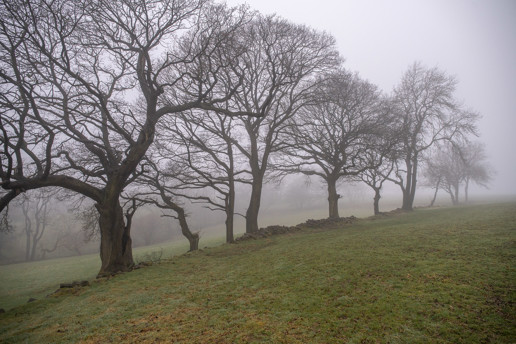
<box><xmin>0</xmin><ymin>238</ymin><xmax>227</xmax><ymax>311</ymax></box>
<box><xmin>0</xmin><ymin>203</ymin><xmax>515</xmax><ymax>343</ymax></box>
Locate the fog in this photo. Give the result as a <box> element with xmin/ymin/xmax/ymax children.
<box><xmin>145</xmin><ymin>0</ymin><xmax>516</xmax><ymax>244</ymax></box>
<box><xmin>226</xmin><ymin>0</ymin><xmax>516</xmax><ymax>196</ymax></box>
<box><xmin>1</xmin><ymin>176</ymin><xmax>507</xmax><ymax>264</ymax></box>
<box><xmin>1</xmin><ymin>0</ymin><xmax>515</xmax><ymax>264</ymax></box>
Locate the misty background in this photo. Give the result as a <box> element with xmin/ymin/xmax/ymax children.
<box><xmin>1</xmin><ymin>0</ymin><xmax>515</xmax><ymax>264</ymax></box>
<box><xmin>223</xmin><ymin>0</ymin><xmax>516</xmax><ymax>196</ymax></box>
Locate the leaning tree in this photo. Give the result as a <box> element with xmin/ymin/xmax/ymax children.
<box><xmin>0</xmin><ymin>0</ymin><xmax>249</xmax><ymax>276</ymax></box>
<box><xmin>389</xmin><ymin>62</ymin><xmax>479</xmax><ymax>211</ymax></box>
<box><xmin>127</xmin><ymin>155</ymin><xmax>202</xmax><ymax>252</ymax></box>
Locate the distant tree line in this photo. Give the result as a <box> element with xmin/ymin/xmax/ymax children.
<box><xmin>0</xmin><ymin>0</ymin><xmax>488</xmax><ymax>275</ymax></box>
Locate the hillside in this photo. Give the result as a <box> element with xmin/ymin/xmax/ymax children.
<box><xmin>0</xmin><ymin>203</ymin><xmax>515</xmax><ymax>343</ymax></box>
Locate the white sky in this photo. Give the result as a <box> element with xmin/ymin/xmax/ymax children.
<box><xmin>225</xmin><ymin>0</ymin><xmax>516</xmax><ymax>195</ymax></box>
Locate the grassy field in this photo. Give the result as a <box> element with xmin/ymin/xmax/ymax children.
<box><xmin>0</xmin><ymin>237</ymin><xmax>228</xmax><ymax>311</ymax></box>
<box><xmin>0</xmin><ymin>203</ymin><xmax>515</xmax><ymax>343</ymax></box>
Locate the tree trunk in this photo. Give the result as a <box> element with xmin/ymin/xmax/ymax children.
<box><xmin>176</xmin><ymin>207</ymin><xmax>199</xmax><ymax>252</ymax></box>
<box><xmin>225</xmin><ymin>209</ymin><xmax>234</xmax><ymax>243</ymax></box>
<box><xmin>25</xmin><ymin>230</ymin><xmax>31</xmax><ymax>262</ymax></box>
<box><xmin>327</xmin><ymin>178</ymin><xmax>340</xmax><ymax>219</ymax></box>
<box><xmin>246</xmin><ymin>177</ymin><xmax>262</xmax><ymax>233</ymax></box>
<box><xmin>373</xmin><ymin>188</ymin><xmax>381</xmax><ymax>215</ymax></box>
<box><xmin>159</xmin><ymin>195</ymin><xmax>199</xmax><ymax>252</ymax></box>
<box><xmin>225</xmin><ymin>168</ymin><xmax>235</xmax><ymax>243</ymax></box>
<box><xmin>464</xmin><ymin>177</ymin><xmax>470</xmax><ymax>203</ymax></box>
<box><xmin>450</xmin><ymin>192</ymin><xmax>456</xmax><ymax>206</ymax></box>
<box><xmin>401</xmin><ymin>189</ymin><xmax>414</xmax><ymax>211</ymax></box>
<box><xmin>452</xmin><ymin>183</ymin><xmax>460</xmax><ymax>206</ymax></box>
<box><xmin>225</xmin><ymin>183</ymin><xmax>235</xmax><ymax>243</ymax></box>
<box><xmin>430</xmin><ymin>177</ymin><xmax>441</xmax><ymax>207</ymax></box>
<box><xmin>23</xmin><ymin>203</ymin><xmax>32</xmax><ymax>261</ymax></box>
<box><xmin>30</xmin><ymin>218</ymin><xmax>44</xmax><ymax>261</ymax></box>
<box><xmin>401</xmin><ymin>157</ymin><xmax>413</xmax><ymax>211</ymax></box>
<box><xmin>30</xmin><ymin>233</ymin><xmax>38</xmax><ymax>261</ymax></box>
<box><xmin>409</xmin><ymin>161</ymin><xmax>418</xmax><ymax>207</ymax></box>
<box><xmin>402</xmin><ymin>156</ymin><xmax>417</xmax><ymax>211</ymax></box>
<box><xmin>96</xmin><ymin>197</ymin><xmax>134</xmax><ymax>277</ymax></box>
<box><xmin>41</xmin><ymin>237</ymin><xmax>60</xmax><ymax>260</ymax></box>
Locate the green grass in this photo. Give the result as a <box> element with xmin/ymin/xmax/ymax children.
<box><xmin>0</xmin><ymin>237</ymin><xmax>227</xmax><ymax>311</ymax></box>
<box><xmin>0</xmin><ymin>203</ymin><xmax>515</xmax><ymax>343</ymax></box>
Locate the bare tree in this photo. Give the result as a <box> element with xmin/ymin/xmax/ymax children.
<box><xmin>389</xmin><ymin>62</ymin><xmax>479</xmax><ymax>211</ymax></box>
<box><xmin>155</xmin><ymin>110</ymin><xmax>246</xmax><ymax>243</ymax></box>
<box><xmin>279</xmin><ymin>70</ymin><xmax>385</xmax><ymax>218</ymax></box>
<box><xmin>0</xmin><ymin>0</ymin><xmax>249</xmax><ymax>276</ymax></box>
<box><xmin>18</xmin><ymin>190</ymin><xmax>54</xmax><ymax>261</ymax></box>
<box><xmin>0</xmin><ymin>202</ymin><xmax>11</xmax><ymax>233</ymax></box>
<box><xmin>73</xmin><ymin>203</ymin><xmax>101</xmax><ymax>243</ymax></box>
<box><xmin>355</xmin><ymin>100</ymin><xmax>400</xmax><ymax>216</ymax></box>
<box><xmin>424</xmin><ymin>140</ymin><xmax>491</xmax><ymax>205</ymax></box>
<box><xmin>129</xmin><ymin>159</ymin><xmax>200</xmax><ymax>252</ymax></box>
<box><xmin>424</xmin><ymin>143</ymin><xmax>465</xmax><ymax>205</ymax></box>
<box><xmin>358</xmin><ymin>151</ymin><xmax>396</xmax><ymax>215</ymax></box>
<box><xmin>225</xmin><ymin>15</ymin><xmax>341</xmax><ymax>231</ymax></box>
<box><xmin>460</xmin><ymin>141</ymin><xmax>491</xmax><ymax>203</ymax></box>
<box><xmin>423</xmin><ymin>171</ymin><xmax>442</xmax><ymax>207</ymax></box>
<box><xmin>41</xmin><ymin>230</ymin><xmax>83</xmax><ymax>258</ymax></box>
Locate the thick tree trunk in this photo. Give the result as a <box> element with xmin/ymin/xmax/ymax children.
<box><xmin>327</xmin><ymin>178</ymin><xmax>340</xmax><ymax>219</ymax></box>
<box><xmin>225</xmin><ymin>209</ymin><xmax>234</xmax><ymax>243</ymax></box>
<box><xmin>96</xmin><ymin>197</ymin><xmax>134</xmax><ymax>277</ymax></box>
<box><xmin>245</xmin><ymin>126</ymin><xmax>266</xmax><ymax>234</ymax></box>
<box><xmin>225</xmin><ymin>185</ymin><xmax>235</xmax><ymax>243</ymax></box>
<box><xmin>409</xmin><ymin>161</ymin><xmax>418</xmax><ymax>207</ymax></box>
<box><xmin>246</xmin><ymin>178</ymin><xmax>262</xmax><ymax>233</ymax></box>
<box><xmin>402</xmin><ymin>156</ymin><xmax>417</xmax><ymax>211</ymax></box>
<box><xmin>402</xmin><ymin>192</ymin><xmax>414</xmax><ymax>211</ymax></box>
<box><xmin>225</xmin><ymin>171</ymin><xmax>235</xmax><ymax>243</ymax></box>
<box><xmin>373</xmin><ymin>188</ymin><xmax>381</xmax><ymax>215</ymax></box>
